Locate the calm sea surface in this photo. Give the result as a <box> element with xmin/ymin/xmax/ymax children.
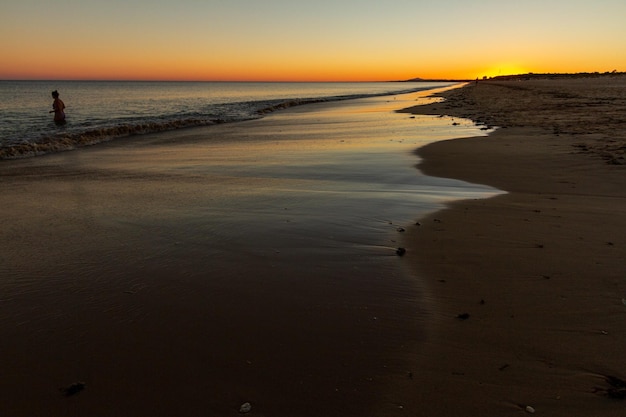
<box><xmin>0</xmin><ymin>81</ymin><xmax>453</xmax><ymax>158</ymax></box>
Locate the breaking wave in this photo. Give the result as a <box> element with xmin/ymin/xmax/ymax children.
<box><xmin>0</xmin><ymin>118</ymin><xmax>222</xmax><ymax>159</ymax></box>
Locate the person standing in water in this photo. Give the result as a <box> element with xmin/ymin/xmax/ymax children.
<box><xmin>50</xmin><ymin>90</ymin><xmax>66</xmax><ymax>124</ymax></box>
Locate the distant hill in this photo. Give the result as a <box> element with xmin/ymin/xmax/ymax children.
<box><xmin>399</xmin><ymin>77</ymin><xmax>471</xmax><ymax>82</ymax></box>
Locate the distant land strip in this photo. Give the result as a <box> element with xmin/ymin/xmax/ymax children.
<box><xmin>402</xmin><ymin>70</ymin><xmax>626</xmax><ymax>83</ymax></box>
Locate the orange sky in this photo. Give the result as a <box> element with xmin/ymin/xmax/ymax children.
<box><xmin>2</xmin><ymin>1</ymin><xmax>626</xmax><ymax>81</ymax></box>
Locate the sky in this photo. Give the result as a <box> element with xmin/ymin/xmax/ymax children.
<box><xmin>2</xmin><ymin>0</ymin><xmax>626</xmax><ymax>81</ymax></box>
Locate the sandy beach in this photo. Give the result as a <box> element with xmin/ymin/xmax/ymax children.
<box><xmin>396</xmin><ymin>77</ymin><xmax>626</xmax><ymax>416</ymax></box>
<box><xmin>1</xmin><ymin>78</ymin><xmax>625</xmax><ymax>417</ymax></box>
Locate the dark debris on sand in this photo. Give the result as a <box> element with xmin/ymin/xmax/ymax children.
<box><xmin>594</xmin><ymin>375</ymin><xmax>626</xmax><ymax>399</ymax></box>
<box><xmin>61</xmin><ymin>382</ymin><xmax>85</xmax><ymax>397</ymax></box>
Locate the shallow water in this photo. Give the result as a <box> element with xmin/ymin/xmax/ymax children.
<box><xmin>0</xmin><ymin>90</ymin><xmax>501</xmax><ymax>416</ymax></box>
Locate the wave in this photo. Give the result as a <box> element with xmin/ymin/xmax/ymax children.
<box><xmin>0</xmin><ymin>85</ymin><xmax>441</xmax><ymax>160</ymax></box>
<box><xmin>0</xmin><ymin>118</ymin><xmax>223</xmax><ymax>159</ymax></box>
<box><xmin>256</xmin><ymin>97</ymin><xmax>330</xmax><ymax>114</ymax></box>
<box><xmin>255</xmin><ymin>88</ymin><xmax>424</xmax><ymax>114</ymax></box>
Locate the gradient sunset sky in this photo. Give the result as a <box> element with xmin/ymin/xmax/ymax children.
<box><xmin>2</xmin><ymin>0</ymin><xmax>626</xmax><ymax>81</ymax></box>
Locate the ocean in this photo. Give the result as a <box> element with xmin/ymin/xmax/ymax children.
<box><xmin>0</xmin><ymin>80</ymin><xmax>453</xmax><ymax>158</ymax></box>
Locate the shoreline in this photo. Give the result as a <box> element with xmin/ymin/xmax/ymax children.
<box><xmin>396</xmin><ymin>78</ymin><xmax>626</xmax><ymax>416</ymax></box>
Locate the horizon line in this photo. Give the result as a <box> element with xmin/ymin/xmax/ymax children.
<box><xmin>0</xmin><ymin>77</ymin><xmax>471</xmax><ymax>83</ymax></box>
<box><xmin>3</xmin><ymin>71</ymin><xmax>622</xmax><ymax>83</ymax></box>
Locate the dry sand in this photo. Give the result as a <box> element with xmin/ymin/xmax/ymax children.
<box><xmin>394</xmin><ymin>77</ymin><xmax>626</xmax><ymax>416</ymax></box>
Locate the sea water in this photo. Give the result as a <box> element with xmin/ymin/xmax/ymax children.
<box><xmin>0</xmin><ymin>80</ymin><xmax>453</xmax><ymax>158</ymax></box>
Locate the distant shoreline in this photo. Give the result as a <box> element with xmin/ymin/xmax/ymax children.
<box><xmin>402</xmin><ymin>71</ymin><xmax>626</xmax><ymax>83</ymax></box>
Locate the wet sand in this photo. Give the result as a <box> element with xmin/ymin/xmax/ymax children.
<box><xmin>0</xmin><ymin>89</ymin><xmax>493</xmax><ymax>417</ymax></box>
<box><xmin>396</xmin><ymin>77</ymin><xmax>626</xmax><ymax>416</ymax></box>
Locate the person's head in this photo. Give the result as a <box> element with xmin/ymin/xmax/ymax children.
<box><xmin>52</xmin><ymin>90</ymin><xmax>59</xmax><ymax>99</ymax></box>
